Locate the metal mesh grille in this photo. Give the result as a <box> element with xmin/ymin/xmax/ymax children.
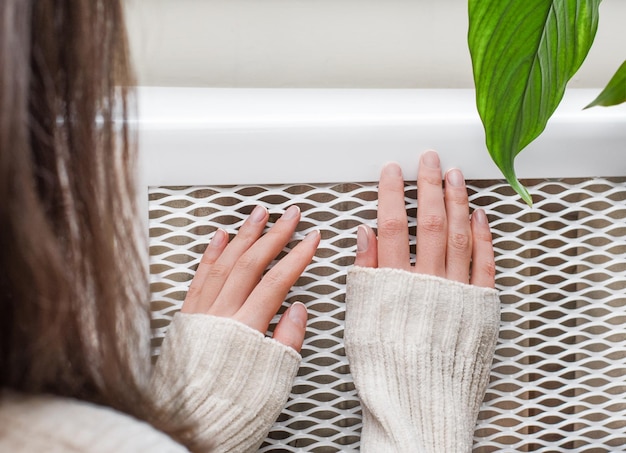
<box><xmin>149</xmin><ymin>178</ymin><xmax>626</xmax><ymax>452</ymax></box>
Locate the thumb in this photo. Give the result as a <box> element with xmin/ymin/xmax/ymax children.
<box><xmin>354</xmin><ymin>224</ymin><xmax>378</xmax><ymax>268</ymax></box>
<box><xmin>273</xmin><ymin>302</ymin><xmax>307</xmax><ymax>352</ymax></box>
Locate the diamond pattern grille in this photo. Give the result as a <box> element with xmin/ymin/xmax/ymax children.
<box><xmin>149</xmin><ymin>178</ymin><xmax>626</xmax><ymax>452</ymax></box>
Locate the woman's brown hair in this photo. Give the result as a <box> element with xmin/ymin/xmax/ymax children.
<box><xmin>0</xmin><ymin>0</ymin><xmax>161</xmax><ymax>429</ymax></box>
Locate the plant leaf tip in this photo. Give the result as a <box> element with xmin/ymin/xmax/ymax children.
<box><xmin>508</xmin><ymin>176</ymin><xmax>533</xmax><ymax>208</ymax></box>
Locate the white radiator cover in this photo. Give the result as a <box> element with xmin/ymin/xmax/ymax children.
<box><xmin>140</xmin><ymin>88</ymin><xmax>626</xmax><ymax>452</ymax></box>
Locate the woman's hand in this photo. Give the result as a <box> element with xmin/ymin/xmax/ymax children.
<box><xmin>182</xmin><ymin>205</ymin><xmax>320</xmax><ymax>352</ymax></box>
<box><xmin>354</xmin><ymin>150</ymin><xmax>495</xmax><ymax>288</ymax></box>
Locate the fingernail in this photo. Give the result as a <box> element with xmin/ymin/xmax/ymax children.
<box><xmin>303</xmin><ymin>229</ymin><xmax>320</xmax><ymax>242</ymax></box>
<box><xmin>282</xmin><ymin>205</ymin><xmax>300</xmax><ymax>220</ymax></box>
<box><xmin>382</xmin><ymin>162</ymin><xmax>402</xmax><ymax>177</ymax></box>
<box><xmin>422</xmin><ymin>150</ymin><xmax>440</xmax><ymax>168</ymax></box>
<box><xmin>356</xmin><ymin>225</ymin><xmax>369</xmax><ymax>252</ymax></box>
<box><xmin>473</xmin><ymin>209</ymin><xmax>488</xmax><ymax>224</ymax></box>
<box><xmin>210</xmin><ymin>228</ymin><xmax>227</xmax><ymax>248</ymax></box>
<box><xmin>446</xmin><ymin>168</ymin><xmax>464</xmax><ymax>187</ymax></box>
<box><xmin>250</xmin><ymin>205</ymin><xmax>267</xmax><ymax>223</ymax></box>
<box><xmin>288</xmin><ymin>302</ymin><xmax>308</xmax><ymax>328</ymax></box>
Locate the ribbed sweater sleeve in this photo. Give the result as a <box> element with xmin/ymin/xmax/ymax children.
<box><xmin>149</xmin><ymin>313</ymin><xmax>301</xmax><ymax>452</ymax></box>
<box><xmin>345</xmin><ymin>267</ymin><xmax>500</xmax><ymax>452</ymax></box>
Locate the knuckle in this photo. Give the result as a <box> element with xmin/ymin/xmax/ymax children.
<box><xmin>185</xmin><ymin>283</ymin><xmax>201</xmax><ymax>299</ymax></box>
<box><xmin>449</xmin><ymin>232</ymin><xmax>471</xmax><ymax>253</ymax></box>
<box><xmin>261</xmin><ymin>269</ymin><xmax>288</xmax><ymax>291</ymax></box>
<box><xmin>419</xmin><ymin>214</ymin><xmax>446</xmax><ymax>234</ymax></box>
<box><xmin>378</xmin><ymin>218</ymin><xmax>407</xmax><ymax>238</ymax></box>
<box><xmin>234</xmin><ymin>227</ymin><xmax>256</xmax><ymax>244</ymax></box>
<box><xmin>207</xmin><ymin>263</ymin><xmax>230</xmax><ymax>280</ymax></box>
<box><xmin>234</xmin><ymin>254</ymin><xmax>259</xmax><ymax>272</ymax></box>
<box><xmin>264</xmin><ymin>226</ymin><xmax>289</xmax><ymax>243</ymax></box>
<box><xmin>478</xmin><ymin>260</ymin><xmax>497</xmax><ymax>279</ymax></box>
<box><xmin>419</xmin><ymin>172</ymin><xmax>442</xmax><ymax>187</ymax></box>
<box><xmin>447</xmin><ymin>191</ymin><xmax>469</xmax><ymax>206</ymax></box>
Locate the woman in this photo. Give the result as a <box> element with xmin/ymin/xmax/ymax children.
<box><xmin>0</xmin><ymin>1</ymin><xmax>499</xmax><ymax>451</ymax></box>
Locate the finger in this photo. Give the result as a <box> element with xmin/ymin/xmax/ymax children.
<box><xmin>469</xmin><ymin>209</ymin><xmax>496</xmax><ymax>288</ymax></box>
<box><xmin>272</xmin><ymin>302</ymin><xmax>307</xmax><ymax>352</ymax></box>
<box><xmin>210</xmin><ymin>205</ymin><xmax>302</xmax><ymax>316</ymax></box>
<box><xmin>377</xmin><ymin>163</ymin><xmax>410</xmax><ymax>269</ymax></box>
<box><xmin>415</xmin><ymin>150</ymin><xmax>446</xmax><ymax>277</ymax></box>
<box><xmin>444</xmin><ymin>169</ymin><xmax>472</xmax><ymax>284</ymax></box>
<box><xmin>235</xmin><ymin>230</ymin><xmax>320</xmax><ymax>333</ymax></box>
<box><xmin>354</xmin><ymin>224</ymin><xmax>378</xmax><ymax>268</ymax></box>
<box><xmin>196</xmin><ymin>205</ymin><xmax>268</xmax><ymax>310</ymax></box>
<box><xmin>182</xmin><ymin>228</ymin><xmax>229</xmax><ymax>313</ymax></box>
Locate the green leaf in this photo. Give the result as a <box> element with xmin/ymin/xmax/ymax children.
<box><xmin>585</xmin><ymin>60</ymin><xmax>626</xmax><ymax>108</ymax></box>
<box><xmin>468</xmin><ymin>0</ymin><xmax>601</xmax><ymax>206</ymax></box>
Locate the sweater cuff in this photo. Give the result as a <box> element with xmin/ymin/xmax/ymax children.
<box><xmin>150</xmin><ymin>313</ymin><xmax>301</xmax><ymax>453</ymax></box>
<box><xmin>345</xmin><ymin>266</ymin><xmax>500</xmax><ymax>360</ymax></box>
<box><xmin>345</xmin><ymin>266</ymin><xmax>500</xmax><ymax>452</ymax></box>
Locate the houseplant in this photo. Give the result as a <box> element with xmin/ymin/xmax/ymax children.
<box><xmin>468</xmin><ymin>0</ymin><xmax>625</xmax><ymax>206</ymax></box>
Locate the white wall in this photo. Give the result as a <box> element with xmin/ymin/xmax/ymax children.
<box><xmin>125</xmin><ymin>0</ymin><xmax>625</xmax><ymax>88</ymax></box>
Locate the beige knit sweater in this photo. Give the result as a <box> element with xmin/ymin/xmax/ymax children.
<box><xmin>0</xmin><ymin>268</ymin><xmax>499</xmax><ymax>452</ymax></box>
<box><xmin>345</xmin><ymin>267</ymin><xmax>501</xmax><ymax>452</ymax></box>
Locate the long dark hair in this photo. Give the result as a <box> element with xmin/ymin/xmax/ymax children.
<box><xmin>0</xmin><ymin>0</ymin><xmax>165</xmax><ymax>432</ymax></box>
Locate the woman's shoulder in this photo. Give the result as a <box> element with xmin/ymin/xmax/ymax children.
<box><xmin>0</xmin><ymin>390</ymin><xmax>187</xmax><ymax>452</ymax></box>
